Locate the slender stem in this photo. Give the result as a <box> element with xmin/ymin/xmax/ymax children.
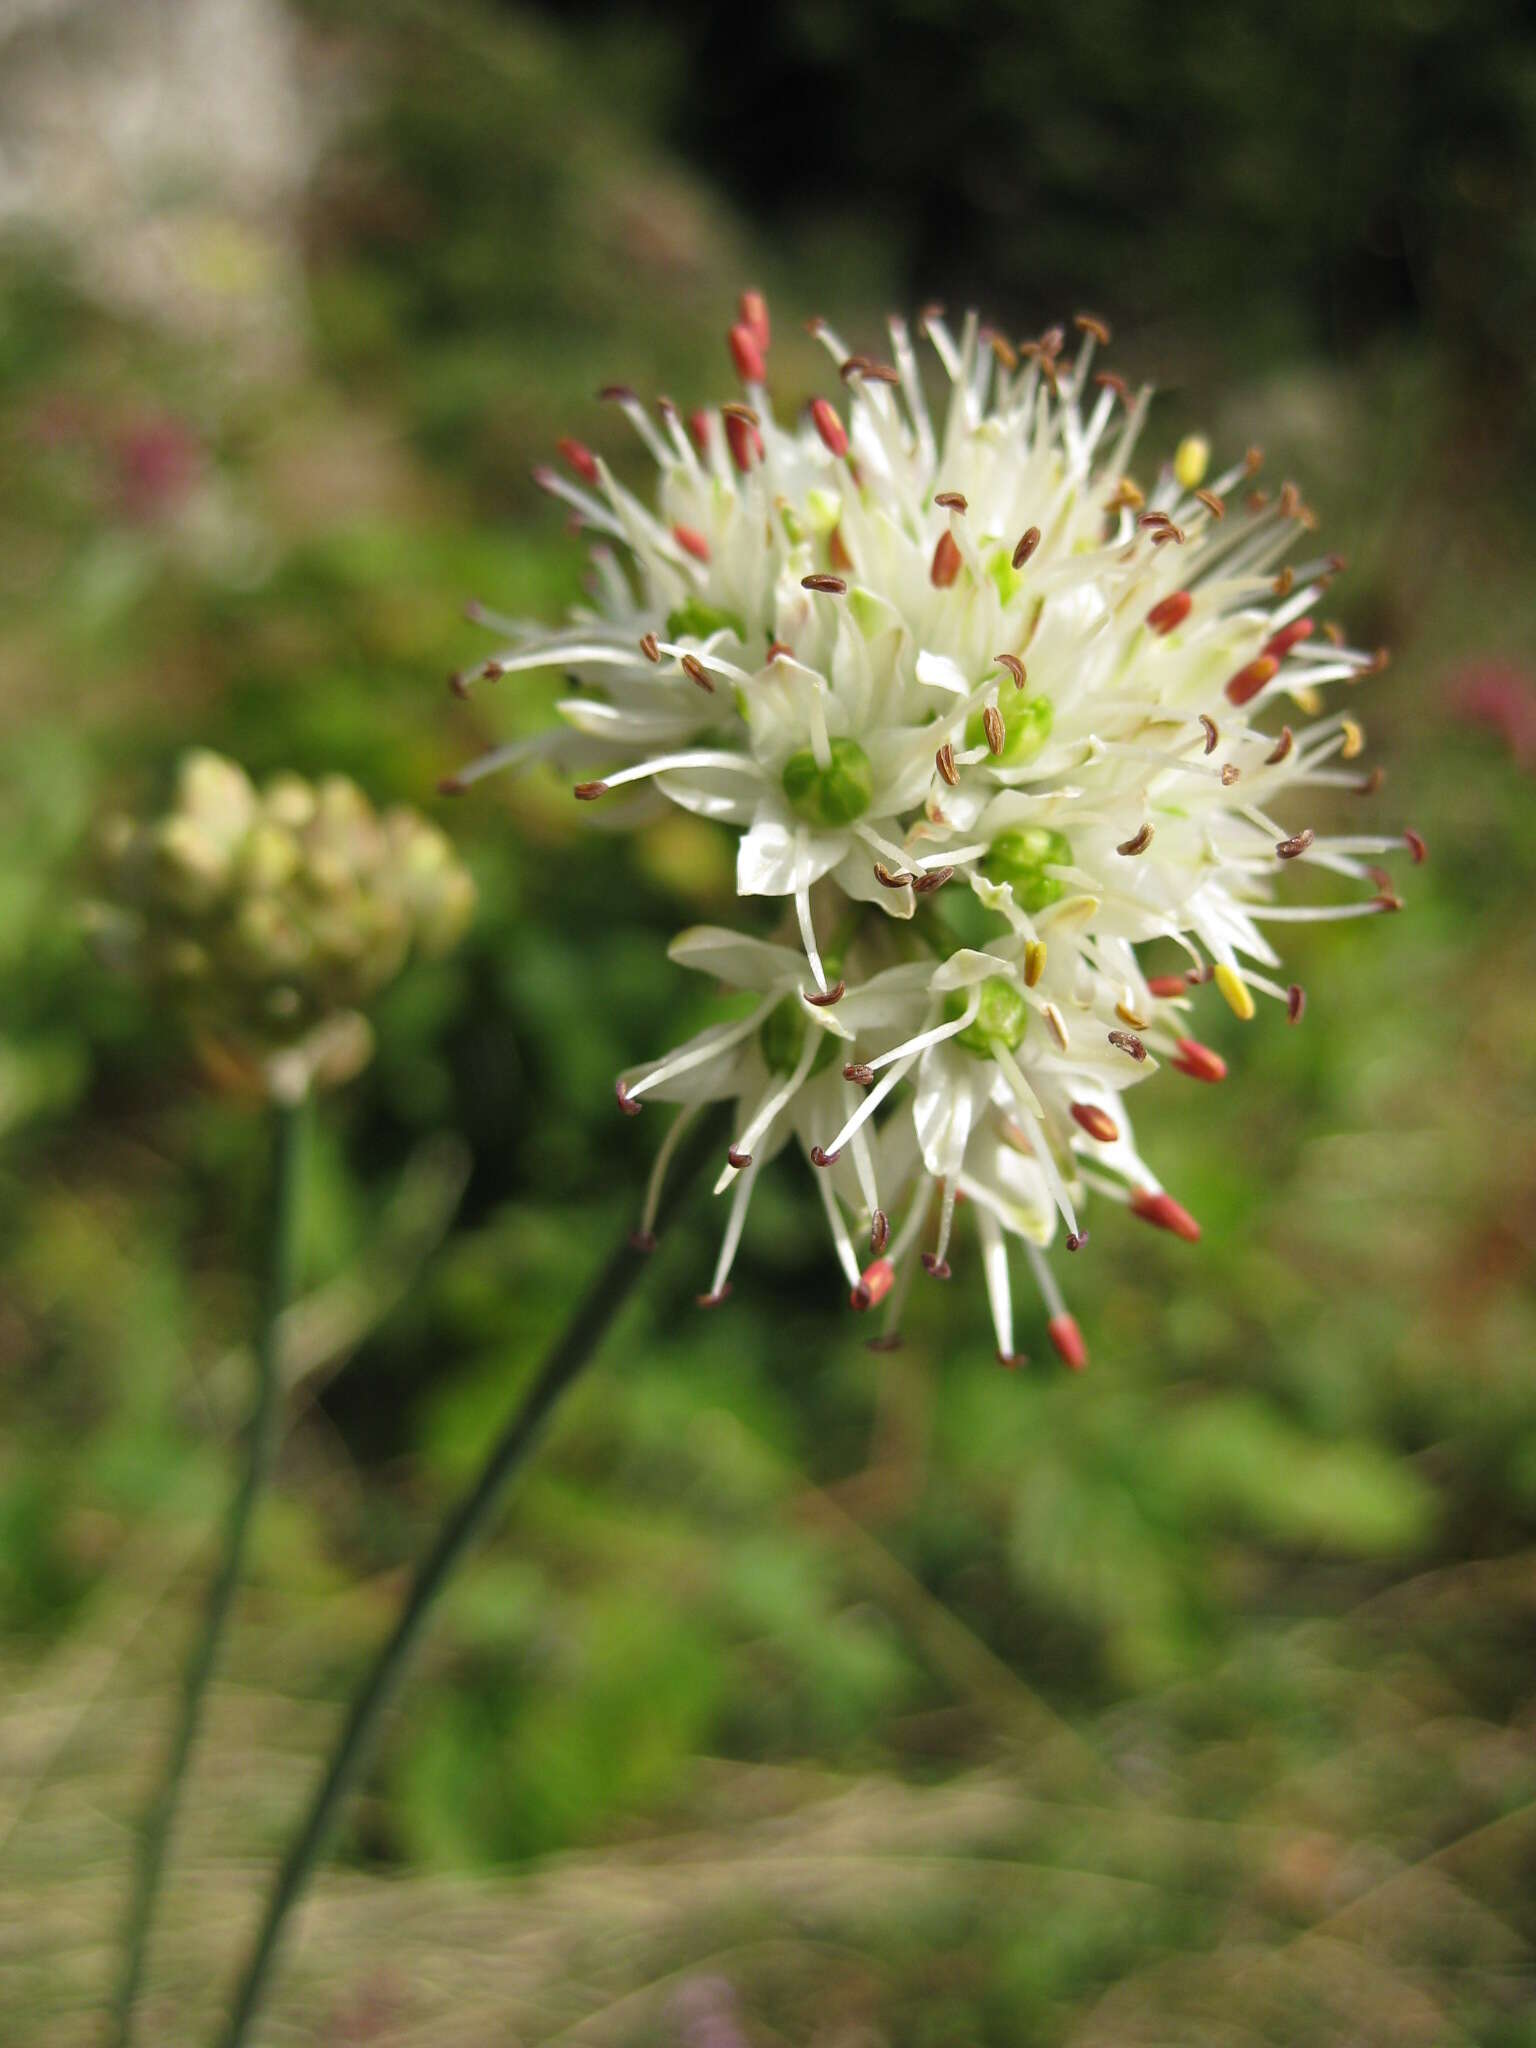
<box><xmin>114</xmin><ymin>1093</ymin><xmax>308</xmax><ymax>2047</ymax></box>
<box><xmin>214</xmin><ymin>1106</ymin><xmax>727</xmax><ymax>2048</ymax></box>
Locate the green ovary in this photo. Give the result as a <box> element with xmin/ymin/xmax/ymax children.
<box><xmin>981</xmin><ymin>826</ymin><xmax>1073</xmax><ymax>912</ymax></box>
<box><xmin>759</xmin><ymin>997</ymin><xmax>839</xmax><ymax>1076</ymax></box>
<box><xmin>781</xmin><ymin>738</ymin><xmax>874</xmax><ymax>828</ymax></box>
<box><xmin>965</xmin><ymin>694</ymin><xmax>1053</xmax><ymax>767</ymax></box>
<box><xmin>943</xmin><ymin>976</ymin><xmax>1029</xmax><ymax>1056</ymax></box>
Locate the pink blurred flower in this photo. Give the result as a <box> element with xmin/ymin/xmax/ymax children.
<box><xmin>1447</xmin><ymin>657</ymin><xmax>1536</xmax><ymax>769</ymax></box>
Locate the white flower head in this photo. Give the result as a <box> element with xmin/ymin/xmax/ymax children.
<box><xmin>450</xmin><ymin>294</ymin><xmax>1421</xmax><ymax>1365</ymax></box>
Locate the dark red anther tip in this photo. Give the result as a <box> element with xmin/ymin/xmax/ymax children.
<box><xmin>1404</xmin><ymin>828</ymin><xmax>1427</xmax><ymax>865</ymax></box>
<box><xmin>615</xmin><ymin>1079</ymin><xmax>641</xmax><ymax>1117</ymax></box>
<box><xmin>1011</xmin><ymin>526</ymin><xmax>1041</xmax><ymax>569</ymax></box>
<box><xmin>1130</xmin><ymin>1186</ymin><xmax>1201</xmax><ymax>1242</ymax></box>
<box><xmin>1287</xmin><ymin>983</ymin><xmax>1306</xmax><ymax>1025</ymax></box>
<box><xmin>996</xmin><ymin>1350</ymin><xmax>1028</xmax><ymax>1371</ymax></box>
<box><xmin>1048</xmin><ymin>1314</ymin><xmax>1088</xmax><ymax>1372</ymax></box>
<box><xmin>687</xmin><ymin>410</ymin><xmax>710</xmax><ymax>454</ymax></box>
<box><xmin>809</xmin><ymin>1145</ymin><xmax>840</xmax><ymax>1168</ymax></box>
<box><xmin>1171</xmin><ymin>1037</ymin><xmax>1228</xmax><ymax>1084</ymax></box>
<box><xmin>436</xmin><ymin>775</ymin><xmax>466</xmax><ymax>797</ymax></box>
<box><xmin>557</xmin><ymin>436</ymin><xmax>598</xmax><ymax>484</ymax></box>
<box><xmin>843</xmin><ymin>1062</ymin><xmax>875</xmax><ymax>1087</ymax></box>
<box><xmin>738</xmin><ymin>289</ymin><xmax>770</xmax><ymax>355</ymax></box>
<box><xmin>811</xmin><ymin>397</ymin><xmax>848</xmax><ymax>458</ymax></box>
<box><xmin>673</xmin><ymin>524</ymin><xmax>711</xmax><ymax>563</ymax></box>
<box><xmin>766</xmin><ymin>640</ymin><xmax>793</xmax><ymax>662</ymax></box>
<box><xmin>805</xmin><ymin>981</ymin><xmax>846</xmax><ymax>1007</ymax></box>
<box><xmin>727</xmin><ymin>1147</ymin><xmax>752</xmax><ymax>1170</ymax></box>
<box><xmin>447</xmin><ymin>669</ymin><xmax>472</xmax><ymax>699</ymax></box>
<box><xmin>1146</xmin><ymin>590</ymin><xmax>1192</xmax><ymax>635</ymax></box>
<box><xmin>728</xmin><ymin>323</ymin><xmax>766</xmax><ymax>383</ymax></box>
<box><xmin>629</xmin><ymin>1229</ymin><xmax>658</xmax><ymax>1254</ymax></box>
<box><xmin>930</xmin><ymin>530</ymin><xmax>962</xmax><ymax>588</ymax></box>
<box><xmin>1065</xmin><ymin>1231</ymin><xmax>1089</xmax><ymax>1252</ymax></box>
<box><xmin>1264</xmin><ymin>616</ymin><xmax>1314</xmax><ymax>660</ymax></box>
<box><xmin>921</xmin><ymin>1253</ymin><xmax>951</xmax><ymax>1279</ymax></box>
<box><xmin>1226</xmin><ymin>654</ymin><xmax>1279</xmax><ymax>707</ymax></box>
<box><xmin>574</xmin><ymin>781</ymin><xmax>609</xmax><ymax>801</ymax></box>
<box><xmin>850</xmin><ymin>1258</ymin><xmax>895</xmax><ymax>1312</ymax></box>
<box><xmin>697</xmin><ymin>1284</ymin><xmax>733</xmax><ymax>1309</ymax></box>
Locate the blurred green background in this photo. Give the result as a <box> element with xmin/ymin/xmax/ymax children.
<box><xmin>4</xmin><ymin>0</ymin><xmax>1536</xmax><ymax>2041</ymax></box>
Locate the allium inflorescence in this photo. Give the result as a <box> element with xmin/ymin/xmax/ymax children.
<box><xmin>92</xmin><ymin>750</ymin><xmax>476</xmax><ymax>1101</ymax></box>
<box><xmin>450</xmin><ymin>295</ymin><xmax>1419</xmax><ymax>1365</ymax></box>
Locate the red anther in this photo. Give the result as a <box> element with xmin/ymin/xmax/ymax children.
<box><xmin>1226</xmin><ymin>654</ymin><xmax>1279</xmax><ymax>706</ymax></box>
<box><xmin>615</xmin><ymin>1079</ymin><xmax>641</xmax><ymax>1116</ymax></box>
<box><xmin>437</xmin><ymin>774</ymin><xmax>466</xmax><ymax>797</ymax></box>
<box><xmin>850</xmin><ymin>1258</ymin><xmax>895</xmax><ymax>1312</ymax></box>
<box><xmin>870</xmin><ymin>1209</ymin><xmax>890</xmax><ymax>1254</ymax></box>
<box><xmin>930</xmin><ymin>530</ymin><xmax>963</xmax><ymax>588</ymax></box>
<box><xmin>766</xmin><ymin>640</ymin><xmax>793</xmax><ymax>662</ymax></box>
<box><xmin>801</xmin><ymin>573</ymin><xmax>847</xmax><ymax>595</ymax></box>
<box><xmin>1171</xmin><ymin>1037</ymin><xmax>1227</xmax><ymax>1083</ymax></box>
<box><xmin>688</xmin><ymin>409</ymin><xmax>711</xmax><ymax>454</ymax></box>
<box><xmin>1071</xmin><ymin>1102</ymin><xmax>1120</xmax><ymax>1143</ymax></box>
<box><xmin>628</xmin><ymin>1229</ymin><xmax>658</xmax><ymax>1254</ymax></box>
<box><xmin>921</xmin><ymin>1253</ymin><xmax>952</xmax><ymax>1279</ymax></box>
<box><xmin>843</xmin><ymin>1062</ymin><xmax>875</xmax><ymax>1086</ymax></box>
<box><xmin>681</xmin><ymin>654</ymin><xmax>716</xmax><ymax>693</ymax></box>
<box><xmin>739</xmin><ymin>289</ymin><xmax>770</xmax><ymax>354</ymax></box>
<box><xmin>809</xmin><ymin>1145</ymin><xmax>840</xmax><ymax>1168</ymax></box>
<box><xmin>574</xmin><ymin>781</ymin><xmax>609</xmax><ymax>801</ymax></box>
<box><xmin>724</xmin><ymin>412</ymin><xmax>763</xmax><ymax>471</ymax></box>
<box><xmin>727</xmin><ymin>1146</ymin><xmax>752</xmax><ymax>1169</ymax></box>
<box><xmin>1012</xmin><ymin>526</ymin><xmax>1042</xmax><ymax>569</ymax></box>
<box><xmin>1287</xmin><ymin>983</ymin><xmax>1306</xmax><ymax>1025</ymax></box>
<box><xmin>1146</xmin><ymin>590</ymin><xmax>1192</xmax><ymax>635</ymax></box>
<box><xmin>810</xmin><ymin>396</ymin><xmax>847</xmax><ymax>457</ymax></box>
<box><xmin>1066</xmin><ymin>1231</ymin><xmax>1089</xmax><ymax>1251</ymax></box>
<box><xmin>1264</xmin><ymin>616</ymin><xmax>1314</xmax><ymax>660</ymax></box>
<box><xmin>1146</xmin><ymin>974</ymin><xmax>1188</xmax><ymax>998</ymax></box>
<box><xmin>997</xmin><ymin>1350</ymin><xmax>1028</xmax><ymax>1370</ymax></box>
<box><xmin>557</xmin><ymin>436</ymin><xmax>598</xmax><ymax>484</ymax></box>
<box><xmin>728</xmin><ymin>323</ymin><xmax>766</xmax><ymax>383</ymax></box>
<box><xmin>697</xmin><ymin>1285</ymin><xmax>733</xmax><ymax>1309</ymax></box>
<box><xmin>1404</xmin><ymin>828</ymin><xmax>1427</xmax><ymax>865</ymax></box>
<box><xmin>673</xmin><ymin>524</ymin><xmax>711</xmax><ymax>563</ymax></box>
<box><xmin>1130</xmin><ymin>1186</ymin><xmax>1201</xmax><ymax>1242</ymax></box>
<box><xmin>805</xmin><ymin>981</ymin><xmax>846</xmax><ymax>1006</ymax></box>
<box><xmin>1048</xmin><ymin>1314</ymin><xmax>1088</xmax><ymax>1372</ymax></box>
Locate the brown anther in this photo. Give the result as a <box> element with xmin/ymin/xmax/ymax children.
<box><xmin>1108</xmin><ymin>1028</ymin><xmax>1147</xmax><ymax>1062</ymax></box>
<box><xmin>873</xmin><ymin>862</ymin><xmax>913</xmax><ymax>889</ymax></box>
<box><xmin>805</xmin><ymin>981</ymin><xmax>847</xmax><ymax>1007</ymax></box>
<box><xmin>697</xmin><ymin>1285</ymin><xmax>733</xmax><ymax>1309</ymax></box>
<box><xmin>1117</xmin><ymin>822</ymin><xmax>1154</xmax><ymax>856</ymax></box>
<box><xmin>982</xmin><ymin>327</ymin><xmax>1018</xmax><ymax>371</ymax></box>
<box><xmin>1265</xmin><ymin>726</ymin><xmax>1295</xmax><ymax>766</ymax></box>
<box><xmin>1278</xmin><ymin>482</ymin><xmax>1302</xmax><ymax>520</ymax></box>
<box><xmin>1366</xmin><ymin>864</ymin><xmax>1394</xmax><ymax>892</ymax></box>
<box><xmin>1151</xmin><ymin>524</ymin><xmax>1186</xmax><ymax>546</ymax></box>
<box><xmin>1373</xmin><ymin>892</ymin><xmax>1404</xmax><ymax>913</ymax></box>
<box><xmin>911</xmin><ymin>865</ymin><xmax>955</xmax><ymax>895</ymax></box>
<box><xmin>930</xmin><ymin>530</ymin><xmax>963</xmax><ymax>588</ymax></box>
<box><xmin>598</xmin><ymin>384</ymin><xmax>638</xmax><ymax>405</ymax></box>
<box><xmin>1246</xmin><ymin>490</ymin><xmax>1270</xmax><ymax>514</ymax></box>
<box><xmin>1198</xmin><ymin>714</ymin><xmax>1219</xmax><ymax>755</ymax></box>
<box><xmin>1365</xmin><ymin>647</ymin><xmax>1391</xmax><ymax>675</ymax></box>
<box><xmin>1095</xmin><ymin>371</ymin><xmax>1131</xmax><ymax>401</ymax></box>
<box><xmin>839</xmin><ymin>354</ymin><xmax>871</xmax><ymax>382</ymax></box>
<box><xmin>1403</xmin><ymin>828</ymin><xmax>1427</xmax><ymax>865</ymax></box>
<box><xmin>447</xmin><ymin>669</ymin><xmax>473</xmax><ymax>699</ymax></box>
<box><xmin>639</xmin><ymin>631</ymin><xmax>661</xmax><ymax>663</ymax></box>
<box><xmin>481</xmin><ymin>659</ymin><xmax>506</xmax><ymax>682</ymax></box>
<box><xmin>1066</xmin><ymin>1231</ymin><xmax>1089</xmax><ymax>1252</ymax></box>
<box><xmin>629</xmin><ymin>1229</ymin><xmax>658</xmax><ymax>1254</ymax></box>
<box><xmin>1244</xmin><ymin>446</ymin><xmax>1264</xmax><ymax>474</ymax></box>
<box><xmin>1037</xmin><ymin>324</ymin><xmax>1065</xmax><ymax>358</ymax></box>
<box><xmin>1139</xmin><ymin>510</ymin><xmax>1173</xmax><ymax>529</ymax></box>
<box><xmin>1195</xmin><ymin>489</ymin><xmax>1226</xmax><ymax>519</ymax></box>
<box><xmin>983</xmin><ymin>705</ymin><xmax>1006</xmax><ymax>755</ymax></box>
<box><xmin>1272</xmin><ymin>566</ymin><xmax>1294</xmax><ymax>598</ymax></box>
<box><xmin>1287</xmin><ymin>983</ymin><xmax>1306</xmax><ymax>1025</ymax></box>
<box><xmin>1323</xmin><ymin>621</ymin><xmax>1345</xmax><ymax>646</ymax></box>
<box><xmin>574</xmin><ymin>780</ymin><xmax>609</xmax><ymax>801</ymax></box>
<box><xmin>1012</xmin><ymin>526</ymin><xmax>1042</xmax><ymax>568</ymax></box>
<box><xmin>727</xmin><ymin>1147</ymin><xmax>752</xmax><ymax>1169</ymax></box>
<box><xmin>801</xmin><ymin>573</ymin><xmax>847</xmax><ymax>595</ymax></box>
<box><xmin>1071</xmin><ymin>1101</ymin><xmax>1119</xmax><ymax>1143</ymax></box>
<box><xmin>1325</xmin><ymin>552</ymin><xmax>1348</xmax><ymax>577</ymax></box>
<box><xmin>1074</xmin><ymin>312</ymin><xmax>1111</xmax><ymax>344</ymax></box>
<box><xmin>1276</xmin><ymin>829</ymin><xmax>1314</xmax><ymax>860</ymax></box>
<box><xmin>681</xmin><ymin>654</ymin><xmax>716</xmax><ymax>693</ymax></box>
<box><xmin>870</xmin><ymin>1209</ymin><xmax>890</xmax><ymax>1255</ymax></box>
<box><xmin>996</xmin><ymin>1350</ymin><xmax>1027</xmax><ymax>1370</ymax></box>
<box><xmin>1220</xmin><ymin>763</ymin><xmax>1241</xmax><ymax>786</ymax></box>
<box><xmin>994</xmin><ymin>653</ymin><xmax>1027</xmax><ymax>688</ymax></box>
<box><xmin>766</xmin><ymin>640</ymin><xmax>793</xmax><ymax>662</ymax></box>
<box><xmin>843</xmin><ymin>1062</ymin><xmax>875</xmax><ymax>1087</ymax></box>
<box><xmin>921</xmin><ymin>1253</ymin><xmax>952</xmax><ymax>1280</ymax></box>
<box><xmin>1354</xmin><ymin>766</ymin><xmax>1386</xmax><ymax>796</ymax></box>
<box><xmin>809</xmin><ymin>1145</ymin><xmax>840</xmax><ymax>1168</ymax></box>
<box><xmin>615</xmin><ymin>1079</ymin><xmax>640</xmax><ymax>1115</ymax></box>
<box><xmin>935</xmin><ymin>742</ymin><xmax>959</xmax><ymax>787</ymax></box>
<box><xmin>917</xmin><ymin>300</ymin><xmax>945</xmax><ymax>332</ymax></box>
<box><xmin>934</xmin><ymin>490</ymin><xmax>968</xmax><ymax>513</ymax></box>
<box><xmin>721</xmin><ymin>401</ymin><xmax>761</xmax><ymax>427</ymax></box>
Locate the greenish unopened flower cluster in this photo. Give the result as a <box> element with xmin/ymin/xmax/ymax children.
<box><xmin>91</xmin><ymin>750</ymin><xmax>475</xmax><ymax>1099</ymax></box>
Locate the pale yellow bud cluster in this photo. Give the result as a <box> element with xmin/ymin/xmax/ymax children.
<box><xmin>89</xmin><ymin>751</ymin><xmax>475</xmax><ymax>1098</ymax></box>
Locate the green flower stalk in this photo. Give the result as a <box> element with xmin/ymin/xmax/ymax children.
<box><xmin>96</xmin><ymin>752</ymin><xmax>473</xmax><ymax>2046</ymax></box>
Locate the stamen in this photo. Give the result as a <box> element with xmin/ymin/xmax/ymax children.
<box><xmin>557</xmin><ymin>437</ymin><xmax>599</xmax><ymax>483</ymax></box>
<box><xmin>1199</xmin><ymin>715</ymin><xmax>1219</xmax><ymax>754</ymax></box>
<box><xmin>931</xmin><ymin>531</ymin><xmax>962</xmax><ymax>587</ymax></box>
<box><xmin>1265</xmin><ymin>727</ymin><xmax>1295</xmax><ymax>765</ymax></box>
<box><xmin>1130</xmin><ymin>1186</ymin><xmax>1201</xmax><ymax>1241</ymax></box>
<box><xmin>1117</xmin><ymin>823</ymin><xmax>1154</xmax><ymax>856</ymax></box>
<box><xmin>1214</xmin><ymin>963</ymin><xmax>1256</xmax><ymax>1020</ymax></box>
<box><xmin>1012</xmin><ymin>526</ymin><xmax>1042</xmax><ymax>568</ymax></box>
<box><xmin>802</xmin><ymin>573</ymin><xmax>847</xmax><ymax>595</ymax></box>
<box><xmin>680</xmin><ymin>654</ymin><xmax>716</xmax><ymax>693</ymax></box>
<box><xmin>1287</xmin><ymin>983</ymin><xmax>1306</xmax><ymax>1024</ymax></box>
<box><xmin>934</xmin><ymin>491</ymin><xmax>968</xmax><ymax>513</ymax></box>
<box><xmin>871</xmin><ymin>1209</ymin><xmax>890</xmax><ymax>1254</ymax></box>
<box><xmin>1071</xmin><ymin>1102</ymin><xmax>1119</xmax><ymax>1142</ymax></box>
<box><xmin>728</xmin><ymin>323</ymin><xmax>766</xmax><ymax>383</ymax></box>
<box><xmin>850</xmin><ymin>1258</ymin><xmax>895</xmax><ymax>1312</ymax></box>
<box><xmin>935</xmin><ymin>742</ymin><xmax>959</xmax><ymax>787</ymax></box>
<box><xmin>1404</xmin><ymin>828</ymin><xmax>1427</xmax><ymax>864</ymax></box>
<box><xmin>639</xmin><ymin>632</ymin><xmax>661</xmax><ymax>662</ymax></box>
<box><xmin>995</xmin><ymin>653</ymin><xmax>1027</xmax><ymax>688</ymax></box>
<box><xmin>673</xmin><ymin>524</ymin><xmax>711</xmax><ymax>563</ymax></box>
<box><xmin>1170</xmin><ymin>1038</ymin><xmax>1227</xmax><ymax>1083</ymax></box>
<box><xmin>1048</xmin><ymin>1316</ymin><xmax>1088</xmax><ymax>1371</ymax></box>
<box><xmin>1276</xmin><ymin>829</ymin><xmax>1314</xmax><ymax>859</ymax></box>
<box><xmin>1024</xmin><ymin>941</ymin><xmax>1046</xmax><ymax>986</ymax></box>
<box><xmin>983</xmin><ymin>706</ymin><xmax>1006</xmax><ymax>755</ymax></box>
<box><xmin>1227</xmin><ymin>655</ymin><xmax>1279</xmax><ymax>706</ymax></box>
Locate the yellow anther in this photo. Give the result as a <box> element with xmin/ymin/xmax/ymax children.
<box><xmin>1174</xmin><ymin>435</ymin><xmax>1210</xmax><ymax>490</ymax></box>
<box><xmin>1340</xmin><ymin>716</ymin><xmax>1365</xmax><ymax>760</ymax></box>
<box><xmin>1043</xmin><ymin>1002</ymin><xmax>1070</xmax><ymax>1051</ymax></box>
<box><xmin>1292</xmin><ymin>685</ymin><xmax>1322</xmax><ymax>716</ymax></box>
<box><xmin>1023</xmin><ymin>939</ymin><xmax>1046</xmax><ymax>987</ymax></box>
<box><xmin>1214</xmin><ymin>963</ymin><xmax>1255</xmax><ymax>1021</ymax></box>
<box><xmin>1115</xmin><ymin>999</ymin><xmax>1149</xmax><ymax>1030</ymax></box>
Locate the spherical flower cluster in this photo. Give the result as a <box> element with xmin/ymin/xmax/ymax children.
<box><xmin>91</xmin><ymin>750</ymin><xmax>476</xmax><ymax>1100</ymax></box>
<box><xmin>450</xmin><ymin>295</ymin><xmax>1419</xmax><ymax>1365</ymax></box>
